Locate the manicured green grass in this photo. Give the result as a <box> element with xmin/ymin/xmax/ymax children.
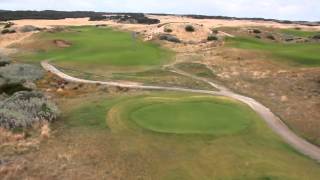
<box><xmin>280</xmin><ymin>28</ymin><xmax>320</xmax><ymax>38</ymax></box>
<box><xmin>59</xmin><ymin>92</ymin><xmax>320</xmax><ymax>179</ymax></box>
<box><xmin>24</xmin><ymin>26</ymin><xmax>172</xmax><ymax>70</ymax></box>
<box><xmin>130</xmin><ymin>97</ymin><xmax>252</xmax><ymax>135</ymax></box>
<box><xmin>227</xmin><ymin>36</ymin><xmax>320</xmax><ymax>66</ymax></box>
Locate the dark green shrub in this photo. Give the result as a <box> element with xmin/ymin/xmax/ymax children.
<box><xmin>4</xmin><ymin>22</ymin><xmax>14</xmax><ymax>28</ymax></box>
<box><xmin>159</xmin><ymin>34</ymin><xmax>181</xmax><ymax>43</ymax></box>
<box><xmin>253</xmin><ymin>29</ymin><xmax>261</xmax><ymax>34</ymax></box>
<box><xmin>266</xmin><ymin>34</ymin><xmax>276</xmax><ymax>40</ymax></box>
<box><xmin>164</xmin><ymin>27</ymin><xmax>173</xmax><ymax>33</ymax></box>
<box><xmin>207</xmin><ymin>35</ymin><xmax>218</xmax><ymax>41</ymax></box>
<box><xmin>1</xmin><ymin>28</ymin><xmax>16</xmax><ymax>34</ymax></box>
<box><xmin>211</xmin><ymin>29</ymin><xmax>219</xmax><ymax>34</ymax></box>
<box><xmin>312</xmin><ymin>34</ymin><xmax>320</xmax><ymax>40</ymax></box>
<box><xmin>185</xmin><ymin>25</ymin><xmax>195</xmax><ymax>32</ymax></box>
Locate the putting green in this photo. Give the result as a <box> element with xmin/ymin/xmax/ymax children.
<box><xmin>112</xmin><ymin>95</ymin><xmax>258</xmax><ymax>135</ymax></box>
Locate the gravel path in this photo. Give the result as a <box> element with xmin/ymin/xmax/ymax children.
<box><xmin>41</xmin><ymin>61</ymin><xmax>320</xmax><ymax>163</ymax></box>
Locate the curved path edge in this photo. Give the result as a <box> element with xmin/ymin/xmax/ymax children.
<box><xmin>41</xmin><ymin>61</ymin><xmax>320</xmax><ymax>163</ymax></box>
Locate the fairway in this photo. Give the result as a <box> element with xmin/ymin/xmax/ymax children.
<box><xmin>24</xmin><ymin>26</ymin><xmax>172</xmax><ymax>71</ymax></box>
<box><xmin>227</xmin><ymin>36</ymin><xmax>320</xmax><ymax>66</ymax></box>
<box><xmin>130</xmin><ymin>97</ymin><xmax>252</xmax><ymax>135</ymax></box>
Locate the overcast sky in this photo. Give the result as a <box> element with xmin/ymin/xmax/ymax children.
<box><xmin>1</xmin><ymin>0</ymin><xmax>319</xmax><ymax>21</ymax></box>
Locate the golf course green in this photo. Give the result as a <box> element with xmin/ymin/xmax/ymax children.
<box><xmin>227</xmin><ymin>36</ymin><xmax>320</xmax><ymax>66</ymax></box>
<box><xmin>24</xmin><ymin>26</ymin><xmax>172</xmax><ymax>71</ymax></box>
<box><xmin>130</xmin><ymin>97</ymin><xmax>252</xmax><ymax>135</ymax></box>
<box><xmin>108</xmin><ymin>95</ymin><xmax>260</xmax><ymax>136</ymax></box>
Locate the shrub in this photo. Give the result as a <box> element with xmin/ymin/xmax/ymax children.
<box><xmin>0</xmin><ymin>56</ymin><xmax>11</xmax><ymax>67</ymax></box>
<box><xmin>0</xmin><ymin>64</ymin><xmax>44</xmax><ymax>84</ymax></box>
<box><xmin>4</xmin><ymin>22</ymin><xmax>14</xmax><ymax>28</ymax></box>
<box><xmin>19</xmin><ymin>25</ymin><xmax>40</xmax><ymax>32</ymax></box>
<box><xmin>0</xmin><ymin>91</ymin><xmax>59</xmax><ymax>129</ymax></box>
<box><xmin>211</xmin><ymin>29</ymin><xmax>219</xmax><ymax>34</ymax></box>
<box><xmin>312</xmin><ymin>34</ymin><xmax>320</xmax><ymax>40</ymax></box>
<box><xmin>185</xmin><ymin>25</ymin><xmax>195</xmax><ymax>32</ymax></box>
<box><xmin>266</xmin><ymin>34</ymin><xmax>276</xmax><ymax>40</ymax></box>
<box><xmin>164</xmin><ymin>27</ymin><xmax>173</xmax><ymax>33</ymax></box>
<box><xmin>253</xmin><ymin>29</ymin><xmax>261</xmax><ymax>34</ymax></box>
<box><xmin>89</xmin><ymin>15</ymin><xmax>107</xmax><ymax>21</ymax></box>
<box><xmin>1</xmin><ymin>28</ymin><xmax>16</xmax><ymax>34</ymax></box>
<box><xmin>207</xmin><ymin>35</ymin><xmax>218</xmax><ymax>41</ymax></box>
<box><xmin>0</xmin><ymin>64</ymin><xmax>44</xmax><ymax>94</ymax></box>
<box><xmin>159</xmin><ymin>34</ymin><xmax>181</xmax><ymax>43</ymax></box>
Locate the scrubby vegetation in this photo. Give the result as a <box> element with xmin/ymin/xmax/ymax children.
<box><xmin>19</xmin><ymin>25</ymin><xmax>41</xmax><ymax>33</ymax></box>
<box><xmin>0</xmin><ymin>91</ymin><xmax>59</xmax><ymax>129</ymax></box>
<box><xmin>104</xmin><ymin>13</ymin><xmax>160</xmax><ymax>24</ymax></box>
<box><xmin>0</xmin><ymin>64</ymin><xmax>44</xmax><ymax>84</ymax></box>
<box><xmin>0</xmin><ymin>10</ymin><xmax>103</xmax><ymax>21</ymax></box>
<box><xmin>164</xmin><ymin>27</ymin><xmax>173</xmax><ymax>33</ymax></box>
<box><xmin>0</xmin><ymin>63</ymin><xmax>44</xmax><ymax>94</ymax></box>
<box><xmin>0</xmin><ymin>56</ymin><xmax>11</xmax><ymax>66</ymax></box>
<box><xmin>185</xmin><ymin>25</ymin><xmax>195</xmax><ymax>32</ymax></box>
<box><xmin>0</xmin><ymin>10</ymin><xmax>160</xmax><ymax>25</ymax></box>
<box><xmin>207</xmin><ymin>34</ymin><xmax>218</xmax><ymax>41</ymax></box>
<box><xmin>159</xmin><ymin>34</ymin><xmax>181</xmax><ymax>43</ymax></box>
<box><xmin>1</xmin><ymin>28</ymin><xmax>16</xmax><ymax>34</ymax></box>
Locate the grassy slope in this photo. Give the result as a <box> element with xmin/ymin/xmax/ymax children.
<box><xmin>227</xmin><ymin>37</ymin><xmax>320</xmax><ymax>66</ymax></box>
<box><xmin>130</xmin><ymin>97</ymin><xmax>252</xmax><ymax>135</ymax></box>
<box><xmin>280</xmin><ymin>29</ymin><xmax>320</xmax><ymax>38</ymax></box>
<box><xmin>57</xmin><ymin>92</ymin><xmax>320</xmax><ymax>179</ymax></box>
<box><xmin>24</xmin><ymin>26</ymin><xmax>172</xmax><ymax>69</ymax></box>
<box><xmin>58</xmin><ymin>93</ymin><xmax>320</xmax><ymax>180</ymax></box>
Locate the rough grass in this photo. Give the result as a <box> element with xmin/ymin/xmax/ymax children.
<box><xmin>227</xmin><ymin>36</ymin><xmax>320</xmax><ymax>66</ymax></box>
<box><xmin>175</xmin><ymin>63</ymin><xmax>215</xmax><ymax>78</ymax></box>
<box><xmin>22</xmin><ymin>26</ymin><xmax>173</xmax><ymax>70</ymax></box>
<box><xmin>129</xmin><ymin>96</ymin><xmax>252</xmax><ymax>135</ymax></box>
<box><xmin>50</xmin><ymin>92</ymin><xmax>320</xmax><ymax>179</ymax></box>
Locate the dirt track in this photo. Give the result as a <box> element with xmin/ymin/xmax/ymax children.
<box><xmin>41</xmin><ymin>61</ymin><xmax>320</xmax><ymax>163</ymax></box>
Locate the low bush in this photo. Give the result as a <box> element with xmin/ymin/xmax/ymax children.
<box><xmin>207</xmin><ymin>35</ymin><xmax>218</xmax><ymax>41</ymax></box>
<box><xmin>1</xmin><ymin>29</ymin><xmax>16</xmax><ymax>34</ymax></box>
<box><xmin>211</xmin><ymin>29</ymin><xmax>219</xmax><ymax>34</ymax></box>
<box><xmin>312</xmin><ymin>34</ymin><xmax>320</xmax><ymax>40</ymax></box>
<box><xmin>159</xmin><ymin>34</ymin><xmax>181</xmax><ymax>43</ymax></box>
<box><xmin>0</xmin><ymin>91</ymin><xmax>59</xmax><ymax>129</ymax></box>
<box><xmin>0</xmin><ymin>64</ymin><xmax>44</xmax><ymax>84</ymax></box>
<box><xmin>0</xmin><ymin>56</ymin><xmax>11</xmax><ymax>67</ymax></box>
<box><xmin>19</xmin><ymin>25</ymin><xmax>40</xmax><ymax>32</ymax></box>
<box><xmin>0</xmin><ymin>64</ymin><xmax>44</xmax><ymax>94</ymax></box>
<box><xmin>185</xmin><ymin>25</ymin><xmax>195</xmax><ymax>32</ymax></box>
<box><xmin>253</xmin><ymin>29</ymin><xmax>261</xmax><ymax>34</ymax></box>
<box><xmin>164</xmin><ymin>27</ymin><xmax>173</xmax><ymax>33</ymax></box>
<box><xmin>266</xmin><ymin>34</ymin><xmax>276</xmax><ymax>40</ymax></box>
<box><xmin>4</xmin><ymin>22</ymin><xmax>14</xmax><ymax>28</ymax></box>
